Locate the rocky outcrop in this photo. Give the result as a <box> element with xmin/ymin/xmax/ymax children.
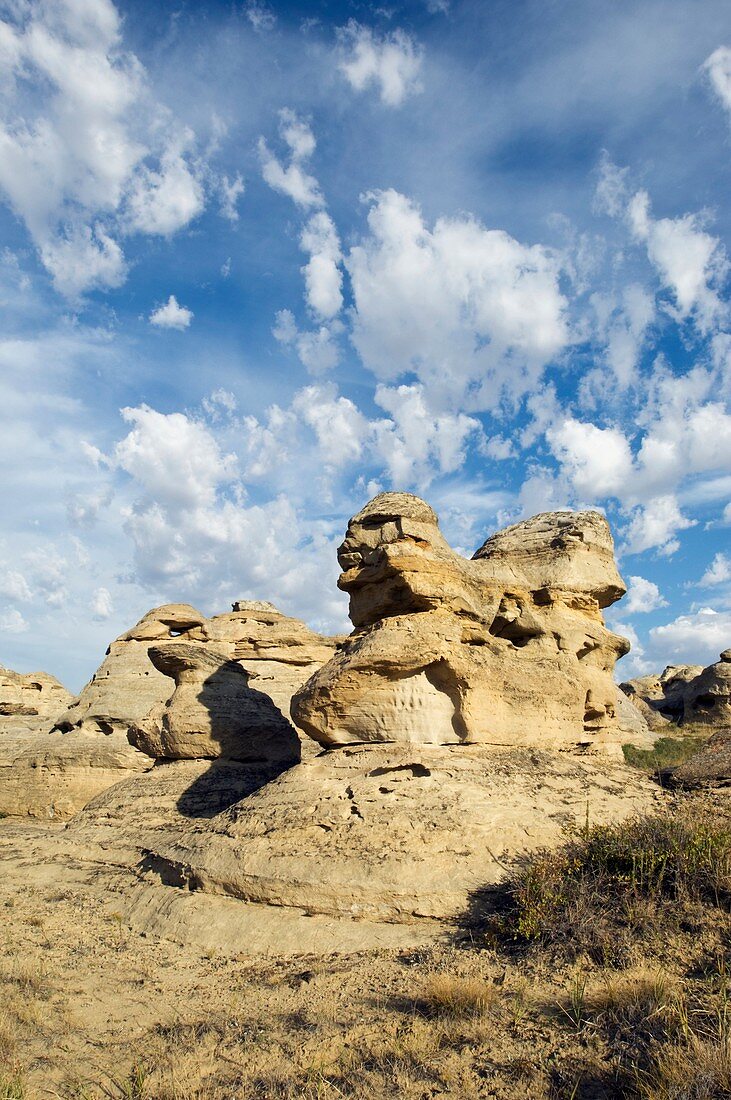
<box><xmin>53</xmin><ymin>604</ymin><xmax>209</xmax><ymax>740</ymax></box>
<box><xmin>0</xmin><ymin>601</ymin><xmax>335</xmax><ymax>819</ymax></box>
<box><xmin>130</xmin><ymin>642</ymin><xmax>300</xmax><ymax>765</ymax></box>
<box><xmin>292</xmin><ymin>493</ymin><xmax>652</xmax><ymax>755</ymax></box>
<box><xmin>143</xmin><ymin>744</ymin><xmax>660</xmax><ymax>924</ymax></box>
<box><xmin>682</xmin><ymin>650</ymin><xmax>731</xmax><ymax>729</ymax></box>
<box><xmin>0</xmin><ymin>666</ymin><xmax>72</xmax><ymax>724</ymax></box>
<box><xmin>620</xmin><ymin>651</ymin><xmax>731</xmax><ymax>734</ymax></box>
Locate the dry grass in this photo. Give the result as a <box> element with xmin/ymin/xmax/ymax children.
<box><xmin>418</xmin><ymin>973</ymin><xmax>499</xmax><ymax>1018</ymax></box>
<box><xmin>636</xmin><ymin>1035</ymin><xmax>731</xmax><ymax>1099</ymax></box>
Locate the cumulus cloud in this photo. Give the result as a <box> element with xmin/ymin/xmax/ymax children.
<box><xmin>623</xmin><ymin>575</ymin><xmax>668</xmax><ymax>614</ymax></box>
<box><xmin>149</xmin><ymin>295</ymin><xmax>193</xmax><ymax>330</ymax></box>
<box><xmin>300</xmin><ymin>212</ymin><xmax>343</xmax><ymax>318</ymax></box>
<box><xmin>0</xmin><ymin>0</ymin><xmax>209</xmax><ymax>297</ymax></box>
<box><xmin>91</xmin><ymin>586</ymin><xmax>113</xmax><ymax>619</ymax></box>
<box><xmin>624</xmin><ymin>495</ymin><xmax>695</xmax><ymax>557</ymax></box>
<box><xmin>244</xmin><ymin>1</ymin><xmax>276</xmax><ymax>32</ymax></box>
<box><xmin>115</xmin><ymin>405</ymin><xmax>237</xmax><ymax>509</ymax></box>
<box><xmin>650</xmin><ymin>607</ymin><xmax>731</xmax><ymax>666</ymax></box>
<box><xmin>0</xmin><ymin>608</ymin><xmax>28</xmax><ymax>634</ymax></box>
<box><xmin>0</xmin><ymin>570</ymin><xmax>32</xmax><ymax>603</ymax></box>
<box><xmin>699</xmin><ymin>552</ymin><xmax>731</xmax><ymax>587</ymax></box>
<box><xmin>338</xmin><ymin>22</ymin><xmax>423</xmax><ymax>107</ymax></box>
<box><xmin>258</xmin><ymin>109</ymin><xmax>323</xmax><ymax>208</ymax></box>
<box><xmin>595</xmin><ymin>157</ymin><xmax>727</xmax><ymax>332</ymax></box>
<box><xmin>547</xmin><ymin>419</ymin><xmax>633</xmax><ymax>498</ymax></box>
<box><xmin>218</xmin><ymin>173</ymin><xmax>245</xmax><ymax>223</ymax></box>
<box><xmin>347</xmin><ymin>189</ymin><xmax>569</xmax><ymax>410</ymax></box>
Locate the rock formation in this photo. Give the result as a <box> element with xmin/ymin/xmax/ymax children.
<box><xmin>53</xmin><ymin>604</ymin><xmax>210</xmax><ymax>739</ymax></box>
<box><xmin>135</xmin><ymin>495</ymin><xmax>659</xmax><ymax>932</ymax></box>
<box><xmin>0</xmin><ymin>666</ymin><xmax>72</xmax><ymax>725</ymax></box>
<box><xmin>130</xmin><ymin>642</ymin><xmax>300</xmax><ymax>765</ymax></box>
<box><xmin>620</xmin><ymin>651</ymin><xmax>731</xmax><ymax>734</ymax></box>
<box><xmin>0</xmin><ymin>601</ymin><xmax>335</xmax><ymax>819</ymax></box>
<box><xmin>292</xmin><ymin>493</ymin><xmax>651</xmax><ymax>755</ymax></box>
<box><xmin>682</xmin><ymin>650</ymin><xmax>731</xmax><ymax>729</ymax></box>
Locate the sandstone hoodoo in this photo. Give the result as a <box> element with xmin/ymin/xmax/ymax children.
<box><xmin>292</xmin><ymin>492</ymin><xmax>651</xmax><ymax>755</ymax></box>
<box><xmin>621</xmin><ymin>650</ymin><xmax>731</xmax><ymax>734</ymax></box>
<box><xmin>140</xmin><ymin>494</ymin><xmax>659</xmax><ymax>933</ymax></box>
<box><xmin>0</xmin><ymin>666</ymin><xmax>72</xmax><ymax>725</ymax></box>
<box><xmin>130</xmin><ymin>641</ymin><xmax>300</xmax><ymax>765</ymax></box>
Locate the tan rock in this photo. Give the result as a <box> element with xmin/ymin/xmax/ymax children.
<box><xmin>53</xmin><ymin>604</ymin><xmax>208</xmax><ymax>738</ymax></box>
<box><xmin>130</xmin><ymin>642</ymin><xmax>301</xmax><ymax>765</ymax></box>
<box><xmin>293</xmin><ymin>493</ymin><xmax>645</xmax><ymax>755</ymax></box>
<box><xmin>146</xmin><ymin>743</ymin><xmax>660</xmax><ymax>923</ymax></box>
<box><xmin>0</xmin><ymin>666</ymin><xmax>72</xmax><ymax>724</ymax></box>
<box><xmin>682</xmin><ymin>651</ymin><xmax>731</xmax><ymax>729</ymax></box>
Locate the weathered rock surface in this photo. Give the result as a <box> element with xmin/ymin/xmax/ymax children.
<box><xmin>682</xmin><ymin>651</ymin><xmax>731</xmax><ymax>729</ymax></box>
<box><xmin>0</xmin><ymin>666</ymin><xmax>72</xmax><ymax>725</ymax></box>
<box><xmin>145</xmin><ymin>744</ymin><xmax>660</xmax><ymax>924</ymax></box>
<box><xmin>0</xmin><ymin>601</ymin><xmax>335</xmax><ymax>819</ymax></box>
<box><xmin>53</xmin><ymin>604</ymin><xmax>209</xmax><ymax>739</ymax></box>
<box><xmin>293</xmin><ymin>493</ymin><xmax>652</xmax><ymax>755</ymax></box>
<box><xmin>130</xmin><ymin>642</ymin><xmax>300</xmax><ymax>765</ymax></box>
<box><xmin>621</xmin><ymin>652</ymin><xmax>731</xmax><ymax>733</ymax></box>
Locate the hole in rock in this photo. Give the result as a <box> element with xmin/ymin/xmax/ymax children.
<box><xmin>368</xmin><ymin>763</ymin><xmax>432</xmax><ymax>778</ymax></box>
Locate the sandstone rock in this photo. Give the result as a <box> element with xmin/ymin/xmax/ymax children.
<box><xmin>0</xmin><ymin>730</ymin><xmax>153</xmax><ymax>820</ymax></box>
<box><xmin>0</xmin><ymin>666</ymin><xmax>72</xmax><ymax>724</ymax></box>
<box><xmin>293</xmin><ymin>493</ymin><xmax>649</xmax><ymax>755</ymax></box>
<box><xmin>682</xmin><ymin>652</ymin><xmax>731</xmax><ymax>729</ymax></box>
<box><xmin>205</xmin><ymin>601</ymin><xmax>339</xmax><ymax>726</ymax></box>
<box><xmin>53</xmin><ymin>604</ymin><xmax>208</xmax><ymax>739</ymax></box>
<box><xmin>146</xmin><ymin>744</ymin><xmax>660</xmax><ymax>924</ymax></box>
<box><xmin>130</xmin><ymin>642</ymin><xmax>300</xmax><ymax>765</ymax></box>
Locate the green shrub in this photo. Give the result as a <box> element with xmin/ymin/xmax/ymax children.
<box><xmin>623</xmin><ymin>737</ymin><xmax>704</xmax><ymax>773</ymax></box>
<box><xmin>489</xmin><ymin>806</ymin><xmax>731</xmax><ymax>957</ymax></box>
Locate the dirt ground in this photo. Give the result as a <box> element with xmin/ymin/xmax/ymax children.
<box><xmin>1</xmin><ymin>799</ymin><xmax>729</xmax><ymax>1100</ymax></box>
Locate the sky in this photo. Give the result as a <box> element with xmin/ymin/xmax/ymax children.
<box><xmin>0</xmin><ymin>0</ymin><xmax>730</xmax><ymax>692</ymax></box>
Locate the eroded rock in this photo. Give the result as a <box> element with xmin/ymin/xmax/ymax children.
<box><xmin>293</xmin><ymin>493</ymin><xmax>651</xmax><ymax>755</ymax></box>
<box><xmin>130</xmin><ymin>642</ymin><xmax>300</xmax><ymax>765</ymax></box>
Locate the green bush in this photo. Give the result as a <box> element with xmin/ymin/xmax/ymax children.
<box><xmin>489</xmin><ymin>806</ymin><xmax>731</xmax><ymax>957</ymax></box>
<box><xmin>623</xmin><ymin>736</ymin><xmax>704</xmax><ymax>773</ymax></box>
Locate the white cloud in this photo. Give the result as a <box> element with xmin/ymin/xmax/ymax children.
<box><xmin>126</xmin><ymin>135</ymin><xmax>204</xmax><ymax>236</ymax></box>
<box><xmin>149</xmin><ymin>295</ymin><xmax>193</xmax><ymax>330</ymax></box>
<box><xmin>547</xmin><ymin>418</ymin><xmax>633</xmax><ymax>498</ymax></box>
<box><xmin>292</xmin><ymin>385</ymin><xmax>369</xmax><ymax>470</ymax></box>
<box><xmin>623</xmin><ymin>575</ymin><xmax>668</xmax><ymax>614</ymax></box>
<box><xmin>91</xmin><ymin>585</ymin><xmax>113</xmax><ymax>619</ymax></box>
<box><xmin>273</xmin><ymin>308</ymin><xmax>341</xmax><ymax>374</ymax></box>
<box><xmin>628</xmin><ymin>190</ymin><xmax>727</xmax><ymax>331</ymax></box>
<box><xmin>593</xmin><ymin>283</ymin><xmax>654</xmax><ymax>389</ymax></box>
<box><xmin>115</xmin><ymin>405</ymin><xmax>237</xmax><ymax>509</ymax></box>
<box><xmin>703</xmin><ymin>46</ymin><xmax>731</xmax><ymax>117</ymax></box>
<box><xmin>0</xmin><ymin>608</ymin><xmax>28</xmax><ymax>634</ymax></box>
<box><xmin>338</xmin><ymin>22</ymin><xmax>423</xmax><ymax>107</ymax></box>
<box><xmin>624</xmin><ymin>494</ymin><xmax>695</xmax><ymax>557</ymax></box>
<box><xmin>244</xmin><ymin>1</ymin><xmax>276</xmax><ymax>32</ymax></box>
<box><xmin>218</xmin><ymin>173</ymin><xmax>244</xmax><ymax>223</ymax></box>
<box><xmin>373</xmin><ymin>383</ymin><xmax>482</xmax><ymax>488</ymax></box>
<box><xmin>0</xmin><ymin>570</ymin><xmax>32</xmax><ymax>603</ymax></box>
<box><xmin>699</xmin><ymin>552</ymin><xmax>731</xmax><ymax>587</ymax></box>
<box><xmin>300</xmin><ymin>212</ymin><xmax>343</xmax><ymax>318</ymax></box>
<box><xmin>347</xmin><ymin>189</ymin><xmax>569</xmax><ymax>410</ymax></box>
<box><xmin>0</xmin><ymin>0</ymin><xmax>209</xmax><ymax>297</ymax></box>
<box><xmin>650</xmin><ymin>607</ymin><xmax>731</xmax><ymax>666</ymax></box>
<box><xmin>258</xmin><ymin>109</ymin><xmax>323</xmax><ymax>208</ymax></box>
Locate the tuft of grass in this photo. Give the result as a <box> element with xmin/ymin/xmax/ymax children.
<box><xmin>418</xmin><ymin>974</ymin><xmax>498</xmax><ymax>1018</ymax></box>
<box><xmin>487</xmin><ymin>804</ymin><xmax>731</xmax><ymax>959</ymax></box>
<box><xmin>635</xmin><ymin>1035</ymin><xmax>731</xmax><ymax>1099</ymax></box>
<box><xmin>0</xmin><ymin>1076</ymin><xmax>24</xmax><ymax>1100</ymax></box>
<box><xmin>623</xmin><ymin>736</ymin><xmax>704</xmax><ymax>772</ymax></box>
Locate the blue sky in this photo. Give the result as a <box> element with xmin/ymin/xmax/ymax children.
<box><xmin>1</xmin><ymin>0</ymin><xmax>730</xmax><ymax>691</ymax></box>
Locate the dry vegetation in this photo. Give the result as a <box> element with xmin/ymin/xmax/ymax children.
<box><xmin>1</xmin><ymin>796</ymin><xmax>730</xmax><ymax>1099</ymax></box>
